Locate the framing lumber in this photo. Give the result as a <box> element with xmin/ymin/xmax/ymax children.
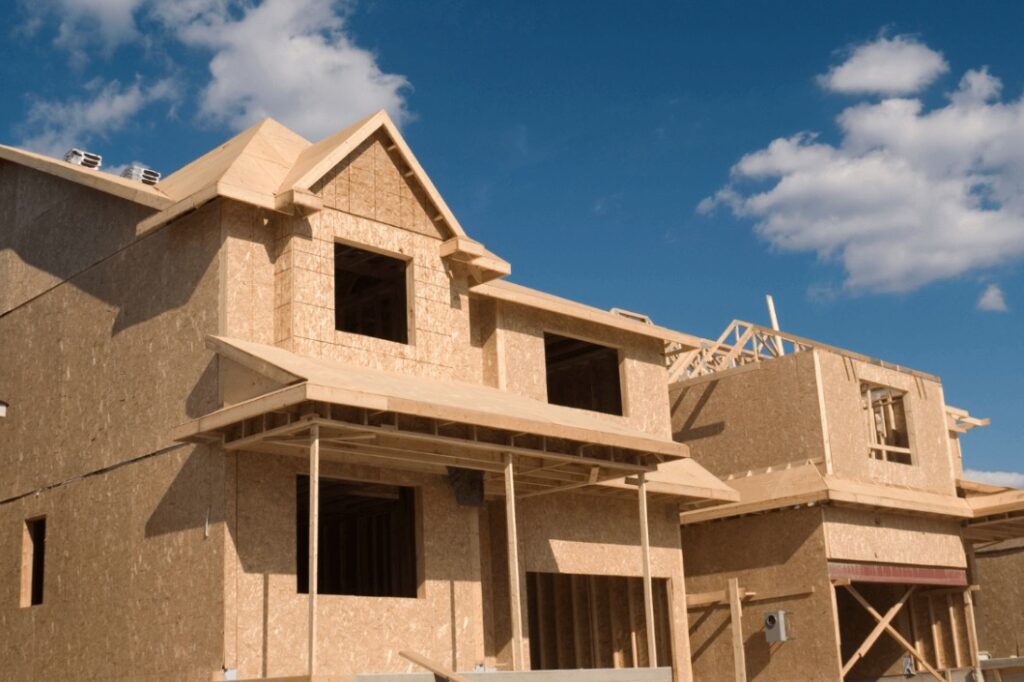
<box><xmin>685</xmin><ymin>584</ymin><xmax>815</xmax><ymax>609</ymax></box>
<box><xmin>399</xmin><ymin>650</ymin><xmax>472</xmax><ymax>682</ymax></box>
<box><xmin>727</xmin><ymin>578</ymin><xmax>746</xmax><ymax>682</ymax></box>
<box><xmin>504</xmin><ymin>455</ymin><xmax>525</xmax><ymax>670</ymax></box>
<box><xmin>307</xmin><ymin>424</ymin><xmax>320</xmax><ymax>675</ymax></box>
<box><xmin>962</xmin><ymin>589</ymin><xmax>982</xmax><ymax>678</ymax></box>
<box><xmin>841</xmin><ymin>586</ymin><xmax>916</xmax><ymax>677</ymax></box>
<box><xmin>638</xmin><ymin>473</ymin><xmax>657</xmax><ymax>667</ymax></box>
<box><xmin>842</xmin><ymin>585</ymin><xmax>944</xmax><ymax>681</ymax></box>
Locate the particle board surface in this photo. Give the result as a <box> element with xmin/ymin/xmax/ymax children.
<box><xmin>972</xmin><ymin>542</ymin><xmax>1024</xmax><ymax>657</ymax></box>
<box><xmin>822</xmin><ymin>507</ymin><xmax>967</xmax><ymax>568</ymax></box>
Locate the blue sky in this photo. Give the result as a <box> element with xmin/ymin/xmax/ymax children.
<box><xmin>2</xmin><ymin>1</ymin><xmax>1022</xmax><ymax>481</ymax></box>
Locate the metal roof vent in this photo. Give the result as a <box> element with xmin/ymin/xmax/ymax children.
<box><xmin>121</xmin><ymin>165</ymin><xmax>161</xmax><ymax>185</ymax></box>
<box><xmin>64</xmin><ymin>148</ymin><xmax>102</xmax><ymax>169</ymax></box>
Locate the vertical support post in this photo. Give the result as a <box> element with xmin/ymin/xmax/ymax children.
<box><xmin>766</xmin><ymin>294</ymin><xmax>785</xmax><ymax>356</ymax></box>
<box><xmin>504</xmin><ymin>454</ymin><xmax>525</xmax><ymax>670</ymax></box>
<box><xmin>638</xmin><ymin>473</ymin><xmax>657</xmax><ymax>667</ymax></box>
<box><xmin>963</xmin><ymin>589</ymin><xmax>982</xmax><ymax>679</ymax></box>
<box><xmin>308</xmin><ymin>424</ymin><xmax>320</xmax><ymax>676</ymax></box>
<box><xmin>728</xmin><ymin>578</ymin><xmax>747</xmax><ymax>682</ymax></box>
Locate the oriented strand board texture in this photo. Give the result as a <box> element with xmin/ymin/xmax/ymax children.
<box><xmin>0</xmin><ymin>160</ymin><xmax>155</xmax><ymax>315</ymax></box>
<box><xmin>499</xmin><ymin>303</ymin><xmax>673</xmax><ymax>438</ymax></box>
<box><xmin>669</xmin><ymin>351</ymin><xmax>826</xmax><ymax>477</ymax></box>
<box><xmin>482</xmin><ymin>493</ymin><xmax>691</xmax><ymax>681</ymax></box>
<box><xmin>817</xmin><ymin>351</ymin><xmax>957</xmax><ymax>496</ymax></box>
<box><xmin>973</xmin><ymin>542</ymin><xmax>1024</xmax><ymax>657</ymax></box>
<box><xmin>682</xmin><ymin>508</ymin><xmax>842</xmax><ymax>681</ymax></box>
<box><xmin>822</xmin><ymin>507</ymin><xmax>967</xmax><ymax>568</ymax></box>
<box><xmin>227</xmin><ymin>453</ymin><xmax>485</xmax><ymax>679</ymax></box>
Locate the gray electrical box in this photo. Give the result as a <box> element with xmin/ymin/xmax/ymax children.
<box><xmin>764</xmin><ymin>610</ymin><xmax>788</xmax><ymax>643</ymax></box>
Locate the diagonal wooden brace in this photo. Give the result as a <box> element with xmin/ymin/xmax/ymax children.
<box><xmin>841</xmin><ymin>585</ymin><xmax>916</xmax><ymax>676</ymax></box>
<box><xmin>843</xmin><ymin>584</ymin><xmax>945</xmax><ymax>682</ymax></box>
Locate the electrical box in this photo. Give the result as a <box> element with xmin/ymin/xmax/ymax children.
<box><xmin>764</xmin><ymin>610</ymin><xmax>788</xmax><ymax>643</ymax></box>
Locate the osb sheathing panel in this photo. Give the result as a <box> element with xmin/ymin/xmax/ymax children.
<box><xmin>682</xmin><ymin>508</ymin><xmax>842</xmax><ymax>681</ymax></box>
<box><xmin>222</xmin><ymin>200</ymin><xmax>276</xmax><ymax>345</ymax></box>
<box><xmin>0</xmin><ymin>161</ymin><xmax>155</xmax><ymax>315</ymax></box>
<box><xmin>0</xmin><ymin>444</ymin><xmax>226</xmax><ymax>681</ymax></box>
<box><xmin>483</xmin><ymin>494</ymin><xmax>691</xmax><ymax>680</ymax></box>
<box><xmin>228</xmin><ymin>453</ymin><xmax>485</xmax><ymax>679</ymax></box>
<box><xmin>499</xmin><ymin>302</ymin><xmax>672</xmax><ymax>438</ymax></box>
<box><xmin>0</xmin><ymin>201</ymin><xmax>222</xmax><ymax>499</ymax></box>
<box><xmin>669</xmin><ymin>351</ymin><xmax>825</xmax><ymax>477</ymax></box>
<box><xmin>822</xmin><ymin>507</ymin><xmax>967</xmax><ymax>568</ymax></box>
<box><xmin>267</xmin><ymin>208</ymin><xmax>481</xmax><ymax>383</ymax></box>
<box><xmin>817</xmin><ymin>351</ymin><xmax>957</xmax><ymax>496</ymax></box>
<box><xmin>973</xmin><ymin>546</ymin><xmax>1024</xmax><ymax>657</ymax></box>
<box><xmin>311</xmin><ymin>130</ymin><xmax>447</xmax><ymax>241</ymax></box>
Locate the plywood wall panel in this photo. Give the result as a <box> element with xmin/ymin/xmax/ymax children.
<box><xmin>973</xmin><ymin>544</ymin><xmax>1024</xmax><ymax>658</ymax></box>
<box><xmin>822</xmin><ymin>507</ymin><xmax>967</xmax><ymax>568</ymax></box>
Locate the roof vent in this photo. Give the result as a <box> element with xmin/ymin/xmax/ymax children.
<box><xmin>64</xmin><ymin>148</ymin><xmax>102</xmax><ymax>169</ymax></box>
<box><xmin>121</xmin><ymin>165</ymin><xmax>161</xmax><ymax>185</ymax></box>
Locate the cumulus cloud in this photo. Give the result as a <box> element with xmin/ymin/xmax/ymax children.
<box><xmin>21</xmin><ymin>0</ymin><xmax>144</xmax><ymax>66</ymax></box>
<box><xmin>702</xmin><ymin>49</ymin><xmax>1024</xmax><ymax>293</ymax></box>
<box><xmin>964</xmin><ymin>469</ymin><xmax>1024</xmax><ymax>489</ymax></box>
<box><xmin>157</xmin><ymin>0</ymin><xmax>410</xmax><ymax>139</ymax></box>
<box><xmin>818</xmin><ymin>34</ymin><xmax>948</xmax><ymax>96</ymax></box>
<box><xmin>17</xmin><ymin>78</ymin><xmax>177</xmax><ymax>158</ymax></box>
<box><xmin>977</xmin><ymin>284</ymin><xmax>1009</xmax><ymax>312</ymax></box>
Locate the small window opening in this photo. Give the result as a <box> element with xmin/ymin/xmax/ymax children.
<box><xmin>21</xmin><ymin>517</ymin><xmax>45</xmax><ymax>607</ymax></box>
<box><xmin>863</xmin><ymin>384</ymin><xmax>912</xmax><ymax>465</ymax></box>
<box><xmin>296</xmin><ymin>477</ymin><xmax>418</xmax><ymax>598</ymax></box>
<box><xmin>334</xmin><ymin>243</ymin><xmax>409</xmax><ymax>344</ymax></box>
<box><xmin>544</xmin><ymin>333</ymin><xmax>623</xmax><ymax>415</ymax></box>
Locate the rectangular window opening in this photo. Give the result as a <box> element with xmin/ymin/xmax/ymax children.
<box><xmin>21</xmin><ymin>516</ymin><xmax>45</xmax><ymax>607</ymax></box>
<box><xmin>544</xmin><ymin>333</ymin><xmax>623</xmax><ymax>415</ymax></box>
<box><xmin>296</xmin><ymin>477</ymin><xmax>419</xmax><ymax>598</ymax></box>
<box><xmin>863</xmin><ymin>383</ymin><xmax>912</xmax><ymax>465</ymax></box>
<box><xmin>334</xmin><ymin>242</ymin><xmax>409</xmax><ymax>344</ymax></box>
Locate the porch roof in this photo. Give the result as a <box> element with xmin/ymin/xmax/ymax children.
<box><xmin>173</xmin><ymin>336</ymin><xmax>736</xmax><ymax>503</ymax></box>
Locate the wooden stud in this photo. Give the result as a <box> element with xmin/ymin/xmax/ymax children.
<box><xmin>504</xmin><ymin>454</ymin><xmax>525</xmax><ymax>670</ymax></box>
<box><xmin>728</xmin><ymin>578</ymin><xmax>746</xmax><ymax>682</ymax></box>
<box><xmin>638</xmin><ymin>473</ymin><xmax>657</xmax><ymax>668</ymax></box>
<box><xmin>841</xmin><ymin>585</ymin><xmax>916</xmax><ymax>676</ymax></box>
<box><xmin>307</xmin><ymin>424</ymin><xmax>320</xmax><ymax>675</ymax></box>
<box><xmin>962</xmin><ymin>589</ymin><xmax>982</xmax><ymax>679</ymax></box>
<box><xmin>946</xmin><ymin>594</ymin><xmax>962</xmax><ymax>668</ymax></box>
<box><xmin>928</xmin><ymin>596</ymin><xmax>945</xmax><ymax>671</ymax></box>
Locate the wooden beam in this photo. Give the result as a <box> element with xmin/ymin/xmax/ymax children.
<box><xmin>638</xmin><ymin>473</ymin><xmax>657</xmax><ymax>668</ymax></box>
<box><xmin>399</xmin><ymin>650</ymin><xmax>472</xmax><ymax>682</ymax></box>
<box><xmin>504</xmin><ymin>455</ymin><xmax>525</xmax><ymax>670</ymax></box>
<box><xmin>728</xmin><ymin>578</ymin><xmax>746</xmax><ymax>682</ymax></box>
<box><xmin>928</xmin><ymin>596</ymin><xmax>945</xmax><ymax>671</ymax></box>
<box><xmin>946</xmin><ymin>594</ymin><xmax>963</xmax><ymax>668</ymax></box>
<box><xmin>686</xmin><ymin>584</ymin><xmax>815</xmax><ymax>609</ymax></box>
<box><xmin>962</xmin><ymin>589</ymin><xmax>982</xmax><ymax>679</ymax></box>
<box><xmin>841</xmin><ymin>586</ymin><xmax>916</xmax><ymax>676</ymax></box>
<box><xmin>307</xmin><ymin>424</ymin><xmax>320</xmax><ymax>675</ymax></box>
<box><xmin>844</xmin><ymin>585</ymin><xmax>945</xmax><ymax>682</ymax></box>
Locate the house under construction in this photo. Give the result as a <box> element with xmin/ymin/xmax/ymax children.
<box><xmin>1</xmin><ymin>111</ymin><xmax>1022</xmax><ymax>682</ymax></box>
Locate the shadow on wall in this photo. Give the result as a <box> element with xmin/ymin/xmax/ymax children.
<box><xmin>145</xmin><ymin>447</ymin><xmax>224</xmax><ymax>538</ymax></box>
<box><xmin>671</xmin><ymin>381</ymin><xmax>726</xmax><ymax>442</ymax></box>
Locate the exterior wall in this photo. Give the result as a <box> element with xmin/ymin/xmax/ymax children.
<box><xmin>498</xmin><ymin>303</ymin><xmax>672</xmax><ymax>438</ymax></box>
<box><xmin>225</xmin><ymin>453</ymin><xmax>485</xmax><ymax>679</ymax></box>
<box><xmin>669</xmin><ymin>350</ymin><xmax>826</xmax><ymax>477</ymax></box>
<box><xmin>972</xmin><ymin>541</ymin><xmax>1024</xmax><ymax>658</ymax></box>
<box><xmin>822</xmin><ymin>507</ymin><xmax>967</xmax><ymax>569</ymax></box>
<box><xmin>817</xmin><ymin>351</ymin><xmax>957</xmax><ymax>496</ymax></box>
<box><xmin>483</xmin><ymin>493</ymin><xmax>691</xmax><ymax>680</ymax></box>
<box><xmin>0</xmin><ymin>177</ymin><xmax>226</xmax><ymax>681</ymax></box>
<box><xmin>681</xmin><ymin>508</ymin><xmax>842</xmax><ymax>682</ymax></box>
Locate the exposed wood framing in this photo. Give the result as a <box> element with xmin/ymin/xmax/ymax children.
<box><xmin>505</xmin><ymin>455</ymin><xmax>525</xmax><ymax>670</ymax></box>
<box><xmin>638</xmin><ymin>473</ymin><xmax>657</xmax><ymax>667</ymax></box>
<box><xmin>727</xmin><ymin>578</ymin><xmax>746</xmax><ymax>682</ymax></box>
<box><xmin>307</xmin><ymin>424</ymin><xmax>320</xmax><ymax>675</ymax></box>
<box><xmin>399</xmin><ymin>650</ymin><xmax>472</xmax><ymax>682</ymax></box>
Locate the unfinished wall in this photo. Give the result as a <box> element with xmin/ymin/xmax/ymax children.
<box><xmin>498</xmin><ymin>303</ymin><xmax>673</xmax><ymax>438</ymax></box>
<box><xmin>972</xmin><ymin>541</ymin><xmax>1024</xmax><ymax>658</ymax></box>
<box><xmin>669</xmin><ymin>351</ymin><xmax>826</xmax><ymax>477</ymax></box>
<box><xmin>682</xmin><ymin>507</ymin><xmax>842</xmax><ymax>682</ymax></box>
<box><xmin>823</xmin><ymin>507</ymin><xmax>967</xmax><ymax>569</ymax></box>
<box><xmin>0</xmin><ymin>172</ymin><xmax>226</xmax><ymax>680</ymax></box>
<box><xmin>0</xmin><ymin>161</ymin><xmax>156</xmax><ymax>315</ymax></box>
<box><xmin>817</xmin><ymin>352</ymin><xmax>957</xmax><ymax>496</ymax></box>
<box><xmin>482</xmin><ymin>492</ymin><xmax>691</xmax><ymax>680</ymax></box>
<box><xmin>226</xmin><ymin>452</ymin><xmax>485</xmax><ymax>679</ymax></box>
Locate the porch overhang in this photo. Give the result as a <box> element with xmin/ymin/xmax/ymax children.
<box><xmin>962</xmin><ymin>485</ymin><xmax>1024</xmax><ymax>542</ymax></box>
<box><xmin>172</xmin><ymin>336</ymin><xmax>732</xmax><ymax>503</ymax></box>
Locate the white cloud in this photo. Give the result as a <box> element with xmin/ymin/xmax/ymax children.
<box><xmin>964</xmin><ymin>469</ymin><xmax>1024</xmax><ymax>489</ymax></box>
<box><xmin>819</xmin><ymin>35</ymin><xmax>948</xmax><ymax>96</ymax></box>
<box><xmin>17</xmin><ymin>78</ymin><xmax>177</xmax><ymax>158</ymax></box>
<box><xmin>160</xmin><ymin>0</ymin><xmax>410</xmax><ymax>140</ymax></box>
<box><xmin>977</xmin><ymin>284</ymin><xmax>1009</xmax><ymax>312</ymax></box>
<box><xmin>702</xmin><ymin>55</ymin><xmax>1024</xmax><ymax>293</ymax></box>
<box><xmin>22</xmin><ymin>0</ymin><xmax>144</xmax><ymax>66</ymax></box>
